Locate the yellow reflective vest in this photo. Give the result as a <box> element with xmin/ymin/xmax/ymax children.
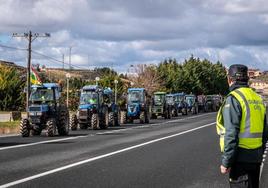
<box><xmin>216</xmin><ymin>87</ymin><xmax>266</xmax><ymax>152</ymax></box>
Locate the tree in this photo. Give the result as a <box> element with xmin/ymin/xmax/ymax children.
<box><xmin>129</xmin><ymin>64</ymin><xmax>164</xmax><ymax>96</ymax></box>
<box><xmin>0</xmin><ymin>65</ymin><xmax>26</xmax><ymax>111</ymax></box>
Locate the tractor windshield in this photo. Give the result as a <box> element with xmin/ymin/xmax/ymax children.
<box><xmin>154</xmin><ymin>94</ymin><xmax>164</xmax><ymax>105</ymax></box>
<box><xmin>166</xmin><ymin>96</ymin><xmax>174</xmax><ymax>105</ymax></box>
<box><xmin>80</xmin><ymin>92</ymin><xmax>98</xmax><ymax>105</ymax></box>
<box><xmin>185</xmin><ymin>96</ymin><xmax>194</xmax><ymax>106</ymax></box>
<box><xmin>30</xmin><ymin>88</ymin><xmax>54</xmax><ymax>102</ymax></box>
<box><xmin>175</xmin><ymin>95</ymin><xmax>184</xmax><ymax>102</ymax></box>
<box><xmin>128</xmin><ymin>91</ymin><xmax>144</xmax><ymax>103</ymax></box>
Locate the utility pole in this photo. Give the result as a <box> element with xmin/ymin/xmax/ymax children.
<box><xmin>62</xmin><ymin>53</ymin><xmax>65</xmax><ymax>69</ymax></box>
<box><xmin>13</xmin><ymin>31</ymin><xmax>50</xmax><ymax>115</ymax></box>
<box><xmin>69</xmin><ymin>46</ymin><xmax>72</xmax><ymax>70</ymax></box>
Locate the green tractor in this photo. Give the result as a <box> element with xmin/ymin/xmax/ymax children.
<box><xmin>151</xmin><ymin>92</ymin><xmax>171</xmax><ymax>119</ymax></box>
<box><xmin>20</xmin><ymin>83</ymin><xmax>69</xmax><ymax>137</ymax></box>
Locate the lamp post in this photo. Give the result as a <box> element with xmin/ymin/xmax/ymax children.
<box><xmin>66</xmin><ymin>73</ymin><xmax>71</xmax><ymax>108</ymax></box>
<box><xmin>114</xmin><ymin>79</ymin><xmax>118</xmax><ymax>104</ymax></box>
<box><xmin>95</xmin><ymin>77</ymin><xmax>100</xmax><ymax>85</ymax></box>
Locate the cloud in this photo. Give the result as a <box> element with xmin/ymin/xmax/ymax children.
<box><xmin>1</xmin><ymin>0</ymin><xmax>268</xmax><ymax>72</ymax></box>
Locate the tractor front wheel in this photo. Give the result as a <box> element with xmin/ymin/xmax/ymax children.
<box><xmin>20</xmin><ymin>119</ymin><xmax>30</xmax><ymax>137</ymax></box>
<box><xmin>91</xmin><ymin>113</ymin><xmax>99</xmax><ymax>130</ymax></box>
<box><xmin>70</xmin><ymin>114</ymin><xmax>78</xmax><ymax>131</ymax></box>
<box><xmin>46</xmin><ymin>119</ymin><xmax>56</xmax><ymax>137</ymax></box>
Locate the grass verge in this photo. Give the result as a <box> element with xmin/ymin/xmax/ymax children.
<box><xmin>0</xmin><ymin>121</ymin><xmax>20</xmax><ymax>128</ymax></box>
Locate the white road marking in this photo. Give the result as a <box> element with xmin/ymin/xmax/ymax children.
<box><xmin>0</xmin><ymin>134</ymin><xmax>19</xmax><ymax>138</ymax></box>
<box><xmin>0</xmin><ymin>112</ymin><xmax>215</xmax><ymax>150</ymax></box>
<box><xmin>0</xmin><ymin>122</ymin><xmax>215</xmax><ymax>188</ymax></box>
<box><xmin>0</xmin><ymin>136</ymin><xmax>87</xmax><ymax>151</ymax></box>
<box><xmin>96</xmin><ymin>112</ymin><xmax>215</xmax><ymax>135</ymax></box>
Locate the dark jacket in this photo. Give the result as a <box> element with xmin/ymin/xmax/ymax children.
<box><xmin>221</xmin><ymin>82</ymin><xmax>268</xmax><ymax>168</ymax></box>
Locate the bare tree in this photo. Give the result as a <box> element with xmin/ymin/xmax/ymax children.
<box><xmin>129</xmin><ymin>64</ymin><xmax>163</xmax><ymax>96</ymax></box>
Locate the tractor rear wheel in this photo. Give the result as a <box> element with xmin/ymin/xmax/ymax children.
<box><xmin>100</xmin><ymin>111</ymin><xmax>109</xmax><ymax>129</ymax></box>
<box><xmin>58</xmin><ymin>108</ymin><xmax>69</xmax><ymax>136</ymax></box>
<box><xmin>120</xmin><ymin>111</ymin><xmax>127</xmax><ymax>124</ymax></box>
<box><xmin>108</xmin><ymin>112</ymin><xmax>115</xmax><ymax>127</ymax></box>
<box><xmin>91</xmin><ymin>113</ymin><xmax>99</xmax><ymax>130</ymax></box>
<box><xmin>20</xmin><ymin>119</ymin><xmax>30</xmax><ymax>137</ymax></box>
<box><xmin>70</xmin><ymin>114</ymin><xmax>78</xmax><ymax>131</ymax></box>
<box><xmin>46</xmin><ymin>118</ymin><xmax>56</xmax><ymax>137</ymax></box>
<box><xmin>114</xmin><ymin>111</ymin><xmax>120</xmax><ymax>126</ymax></box>
<box><xmin>145</xmin><ymin>111</ymin><xmax>150</xmax><ymax>124</ymax></box>
<box><xmin>140</xmin><ymin>111</ymin><xmax>145</xmax><ymax>124</ymax></box>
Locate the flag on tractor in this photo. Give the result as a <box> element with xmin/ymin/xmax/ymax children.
<box><xmin>30</xmin><ymin>66</ymin><xmax>42</xmax><ymax>85</ymax></box>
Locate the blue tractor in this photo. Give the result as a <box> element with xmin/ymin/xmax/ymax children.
<box><xmin>121</xmin><ymin>88</ymin><xmax>150</xmax><ymax>124</ymax></box>
<box><xmin>174</xmin><ymin>93</ymin><xmax>188</xmax><ymax>115</ymax></box>
<box><xmin>103</xmin><ymin>88</ymin><xmax>121</xmax><ymax>126</ymax></box>
<box><xmin>20</xmin><ymin>83</ymin><xmax>69</xmax><ymax>137</ymax></box>
<box><xmin>70</xmin><ymin>85</ymin><xmax>109</xmax><ymax>130</ymax></box>
<box><xmin>185</xmin><ymin>94</ymin><xmax>199</xmax><ymax>114</ymax></box>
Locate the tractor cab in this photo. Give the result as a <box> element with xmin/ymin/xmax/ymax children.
<box><xmin>153</xmin><ymin>92</ymin><xmax>166</xmax><ymax>106</ymax></box>
<box><xmin>28</xmin><ymin>83</ymin><xmax>61</xmax><ymax>124</ymax></box>
<box><xmin>165</xmin><ymin>94</ymin><xmax>175</xmax><ymax>105</ymax></box>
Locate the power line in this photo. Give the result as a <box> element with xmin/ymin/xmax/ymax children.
<box><xmin>0</xmin><ymin>43</ymin><xmax>27</xmax><ymax>51</ymax></box>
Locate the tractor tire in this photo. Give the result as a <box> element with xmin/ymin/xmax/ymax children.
<box><xmin>174</xmin><ymin>109</ymin><xmax>179</xmax><ymax>117</ymax></box>
<box><xmin>20</xmin><ymin>119</ymin><xmax>30</xmax><ymax>137</ymax></box>
<box><xmin>120</xmin><ymin>111</ymin><xmax>127</xmax><ymax>124</ymax></box>
<box><xmin>100</xmin><ymin>111</ymin><xmax>109</xmax><ymax>129</ymax></box>
<box><xmin>145</xmin><ymin>111</ymin><xmax>150</xmax><ymax>124</ymax></box>
<box><xmin>70</xmin><ymin>114</ymin><xmax>78</xmax><ymax>131</ymax></box>
<box><xmin>46</xmin><ymin>118</ymin><xmax>56</xmax><ymax>137</ymax></box>
<box><xmin>139</xmin><ymin>111</ymin><xmax>145</xmax><ymax>124</ymax></box>
<box><xmin>58</xmin><ymin>108</ymin><xmax>69</xmax><ymax>136</ymax></box>
<box><xmin>79</xmin><ymin>123</ymin><xmax>88</xmax><ymax>130</ymax></box>
<box><xmin>91</xmin><ymin>113</ymin><xmax>99</xmax><ymax>130</ymax></box>
<box><xmin>108</xmin><ymin>112</ymin><xmax>115</xmax><ymax>127</ymax></box>
<box><xmin>114</xmin><ymin>111</ymin><xmax>120</xmax><ymax>126</ymax></box>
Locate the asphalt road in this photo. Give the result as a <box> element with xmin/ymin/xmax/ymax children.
<box><xmin>0</xmin><ymin>112</ymin><xmax>256</xmax><ymax>188</ymax></box>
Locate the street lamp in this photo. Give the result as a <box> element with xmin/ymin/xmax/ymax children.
<box><xmin>66</xmin><ymin>73</ymin><xmax>71</xmax><ymax>108</ymax></box>
<box><xmin>130</xmin><ymin>82</ymin><xmax>134</xmax><ymax>87</ymax></box>
<box><xmin>114</xmin><ymin>79</ymin><xmax>118</xmax><ymax>104</ymax></box>
<box><xmin>95</xmin><ymin>77</ymin><xmax>100</xmax><ymax>85</ymax></box>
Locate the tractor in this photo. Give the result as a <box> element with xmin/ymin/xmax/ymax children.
<box><xmin>70</xmin><ymin>85</ymin><xmax>109</xmax><ymax>130</ymax></box>
<box><xmin>185</xmin><ymin>94</ymin><xmax>199</xmax><ymax>114</ymax></box>
<box><xmin>20</xmin><ymin>83</ymin><xmax>69</xmax><ymax>137</ymax></box>
<box><xmin>121</xmin><ymin>88</ymin><xmax>150</xmax><ymax>124</ymax></box>
<box><xmin>165</xmin><ymin>94</ymin><xmax>179</xmax><ymax>117</ymax></box>
<box><xmin>151</xmin><ymin>92</ymin><xmax>171</xmax><ymax>119</ymax></box>
<box><xmin>174</xmin><ymin>93</ymin><xmax>188</xmax><ymax>116</ymax></box>
<box><xmin>197</xmin><ymin>95</ymin><xmax>206</xmax><ymax>112</ymax></box>
<box><xmin>103</xmin><ymin>88</ymin><xmax>120</xmax><ymax>126</ymax></box>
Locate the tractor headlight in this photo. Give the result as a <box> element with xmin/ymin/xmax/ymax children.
<box><xmin>36</xmin><ymin>112</ymin><xmax>42</xmax><ymax>116</ymax></box>
<box><xmin>29</xmin><ymin>112</ymin><xmax>35</xmax><ymax>116</ymax></box>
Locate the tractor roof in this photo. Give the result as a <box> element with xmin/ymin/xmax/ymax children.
<box><xmin>104</xmin><ymin>88</ymin><xmax>113</xmax><ymax>94</ymax></box>
<box><xmin>31</xmin><ymin>83</ymin><xmax>60</xmax><ymax>89</ymax></box>
<box><xmin>154</xmin><ymin>91</ymin><xmax>166</xmax><ymax>95</ymax></box>
<box><xmin>173</xmin><ymin>92</ymin><xmax>185</xmax><ymax>96</ymax></box>
<box><xmin>185</xmin><ymin>94</ymin><xmax>195</xmax><ymax>97</ymax></box>
<box><xmin>82</xmin><ymin>85</ymin><xmax>102</xmax><ymax>91</ymax></box>
<box><xmin>166</xmin><ymin>94</ymin><xmax>174</xmax><ymax>97</ymax></box>
<box><xmin>128</xmin><ymin>88</ymin><xmax>145</xmax><ymax>92</ymax></box>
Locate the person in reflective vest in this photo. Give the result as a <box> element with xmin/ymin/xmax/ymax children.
<box><xmin>216</xmin><ymin>64</ymin><xmax>268</xmax><ymax>188</ymax></box>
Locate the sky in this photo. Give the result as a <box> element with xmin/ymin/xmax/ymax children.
<box><xmin>1</xmin><ymin>0</ymin><xmax>268</xmax><ymax>72</ymax></box>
